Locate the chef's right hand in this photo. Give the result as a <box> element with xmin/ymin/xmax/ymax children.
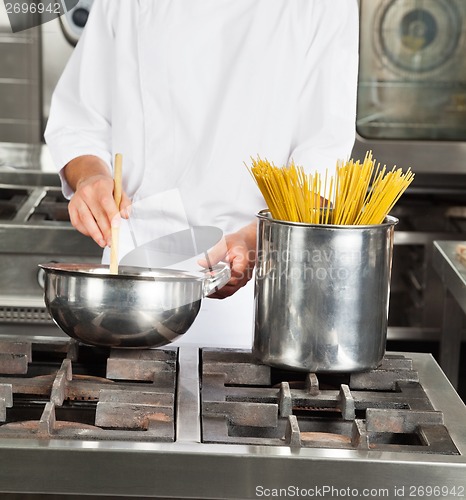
<box><xmin>63</xmin><ymin>155</ymin><xmax>131</xmax><ymax>248</ymax></box>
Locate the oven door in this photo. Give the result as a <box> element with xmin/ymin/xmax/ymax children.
<box><xmin>351</xmin><ymin>0</ymin><xmax>466</xmax><ymax>344</ymax></box>
<box><xmin>352</xmin><ymin>0</ymin><xmax>466</xmax><ymax>176</ymax></box>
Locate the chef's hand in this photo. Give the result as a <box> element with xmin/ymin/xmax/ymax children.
<box><xmin>64</xmin><ymin>155</ymin><xmax>132</xmax><ymax>248</ymax></box>
<box><xmin>199</xmin><ymin>220</ymin><xmax>257</xmax><ymax>299</ymax></box>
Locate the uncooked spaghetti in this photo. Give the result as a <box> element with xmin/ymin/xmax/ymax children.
<box><xmin>247</xmin><ymin>151</ymin><xmax>414</xmax><ymax>225</ymax></box>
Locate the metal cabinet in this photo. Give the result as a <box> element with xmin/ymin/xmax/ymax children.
<box><xmin>0</xmin><ymin>9</ymin><xmax>41</xmax><ymax>143</ymax></box>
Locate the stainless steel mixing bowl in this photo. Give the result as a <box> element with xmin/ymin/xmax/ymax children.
<box><xmin>39</xmin><ymin>262</ymin><xmax>230</xmax><ymax>348</ymax></box>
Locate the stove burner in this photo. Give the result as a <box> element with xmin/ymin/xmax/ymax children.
<box><xmin>0</xmin><ymin>341</ymin><xmax>462</xmax><ymax>455</ymax></box>
<box><xmin>1</xmin><ymin>415</ymin><xmax>100</xmax><ymax>432</ymax></box>
<box><xmin>0</xmin><ymin>340</ymin><xmax>177</xmax><ymax>442</ymax></box>
<box><xmin>201</xmin><ymin>349</ymin><xmax>459</xmax><ymax>454</ymax></box>
<box><xmin>0</xmin><ymin>338</ymin><xmax>464</xmax><ymax>498</ymax></box>
<box><xmin>0</xmin><ymin>186</ymin><xmax>30</xmax><ymax>221</ymax></box>
<box><xmin>0</xmin><ymin>184</ymin><xmax>72</xmax><ymax>224</ymax></box>
<box><xmin>26</xmin><ymin>190</ymin><xmax>70</xmax><ymax>222</ymax></box>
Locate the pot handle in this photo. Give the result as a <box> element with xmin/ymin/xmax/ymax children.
<box><xmin>202</xmin><ymin>262</ymin><xmax>231</xmax><ymax>297</ymax></box>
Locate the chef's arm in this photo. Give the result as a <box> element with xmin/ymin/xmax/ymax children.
<box><xmin>64</xmin><ymin>155</ymin><xmax>131</xmax><ymax>248</ymax></box>
<box><xmin>200</xmin><ymin>220</ymin><xmax>257</xmax><ymax>299</ymax></box>
<box><xmin>44</xmin><ymin>0</ymin><xmax>119</xmax><ymax>246</ymax></box>
<box><xmin>64</xmin><ymin>155</ymin><xmax>111</xmax><ymax>191</ymax></box>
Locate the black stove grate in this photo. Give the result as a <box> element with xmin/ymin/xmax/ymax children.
<box><xmin>0</xmin><ymin>340</ymin><xmax>177</xmax><ymax>442</ymax></box>
<box><xmin>200</xmin><ymin>349</ymin><xmax>459</xmax><ymax>454</ymax></box>
<box><xmin>0</xmin><ymin>186</ymin><xmax>31</xmax><ymax>221</ymax></box>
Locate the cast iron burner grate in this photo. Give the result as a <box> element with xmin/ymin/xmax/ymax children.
<box><xmin>200</xmin><ymin>349</ymin><xmax>459</xmax><ymax>454</ymax></box>
<box><xmin>0</xmin><ymin>340</ymin><xmax>177</xmax><ymax>442</ymax></box>
<box><xmin>26</xmin><ymin>189</ymin><xmax>71</xmax><ymax>222</ymax></box>
<box><xmin>0</xmin><ymin>186</ymin><xmax>31</xmax><ymax>221</ymax></box>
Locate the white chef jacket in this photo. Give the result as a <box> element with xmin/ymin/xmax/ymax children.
<box><xmin>45</xmin><ymin>0</ymin><xmax>359</xmax><ymax>348</ymax></box>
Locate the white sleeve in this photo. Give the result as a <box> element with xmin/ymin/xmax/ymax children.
<box><xmin>44</xmin><ymin>0</ymin><xmax>116</xmax><ymax>198</ymax></box>
<box><xmin>290</xmin><ymin>0</ymin><xmax>359</xmax><ymax>177</ymax></box>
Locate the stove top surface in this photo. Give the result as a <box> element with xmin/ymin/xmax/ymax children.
<box><xmin>0</xmin><ymin>337</ymin><xmax>465</xmax><ymax>498</ymax></box>
<box><xmin>0</xmin><ymin>341</ymin><xmax>177</xmax><ymax>442</ymax></box>
<box><xmin>200</xmin><ymin>349</ymin><xmax>458</xmax><ymax>455</ymax></box>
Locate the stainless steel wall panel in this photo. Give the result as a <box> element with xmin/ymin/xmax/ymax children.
<box><xmin>0</xmin><ymin>37</ymin><xmax>38</xmax><ymax>80</ymax></box>
<box><xmin>0</xmin><ymin>81</ymin><xmax>40</xmax><ymax>120</ymax></box>
<box><xmin>0</xmin><ymin>20</ymin><xmax>41</xmax><ymax>143</ymax></box>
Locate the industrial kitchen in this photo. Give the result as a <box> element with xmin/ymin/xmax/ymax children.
<box><xmin>0</xmin><ymin>1</ymin><xmax>466</xmax><ymax>499</ymax></box>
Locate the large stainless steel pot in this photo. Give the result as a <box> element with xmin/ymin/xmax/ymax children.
<box><xmin>39</xmin><ymin>262</ymin><xmax>230</xmax><ymax>348</ymax></box>
<box><xmin>253</xmin><ymin>210</ymin><xmax>398</xmax><ymax>372</ymax></box>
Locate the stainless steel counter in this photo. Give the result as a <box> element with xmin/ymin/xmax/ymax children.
<box><xmin>432</xmin><ymin>241</ymin><xmax>466</xmax><ymax>389</ymax></box>
<box><xmin>0</xmin><ymin>142</ymin><xmax>57</xmax><ymax>173</ymax></box>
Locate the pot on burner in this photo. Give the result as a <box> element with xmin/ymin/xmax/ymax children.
<box><xmin>253</xmin><ymin>210</ymin><xmax>398</xmax><ymax>373</ymax></box>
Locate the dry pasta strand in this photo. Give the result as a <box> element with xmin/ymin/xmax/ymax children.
<box><xmin>247</xmin><ymin>153</ymin><xmax>414</xmax><ymax>225</ymax></box>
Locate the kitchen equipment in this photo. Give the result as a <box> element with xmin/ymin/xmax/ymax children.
<box><xmin>39</xmin><ymin>262</ymin><xmax>231</xmax><ymax>348</ymax></box>
<box><xmin>432</xmin><ymin>240</ymin><xmax>466</xmax><ymax>388</ymax></box>
<box><xmin>0</xmin><ymin>9</ymin><xmax>41</xmax><ymax>143</ymax></box>
<box><xmin>59</xmin><ymin>0</ymin><xmax>94</xmax><ymax>46</ymax></box>
<box><xmin>253</xmin><ymin>210</ymin><xmax>398</xmax><ymax>372</ymax></box>
<box><xmin>353</xmin><ymin>0</ymin><xmax>466</xmax><ymax>175</ymax></box>
<box><xmin>348</xmin><ymin>0</ymin><xmax>466</xmax><ymax>355</ymax></box>
<box><xmin>0</xmin><ymin>170</ymin><xmax>101</xmax><ymax>333</ymax></box>
<box><xmin>0</xmin><ymin>336</ymin><xmax>464</xmax><ymax>498</ymax></box>
<box><xmin>360</xmin><ymin>165</ymin><xmax>466</xmax><ymax>352</ymax></box>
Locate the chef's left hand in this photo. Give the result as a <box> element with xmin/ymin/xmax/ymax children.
<box><xmin>199</xmin><ymin>221</ymin><xmax>257</xmax><ymax>299</ymax></box>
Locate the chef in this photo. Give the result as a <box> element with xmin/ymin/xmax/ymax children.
<box><xmin>44</xmin><ymin>0</ymin><xmax>359</xmax><ymax>348</ymax></box>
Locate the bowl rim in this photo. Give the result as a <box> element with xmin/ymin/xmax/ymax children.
<box><xmin>38</xmin><ymin>262</ymin><xmax>227</xmax><ymax>282</ymax></box>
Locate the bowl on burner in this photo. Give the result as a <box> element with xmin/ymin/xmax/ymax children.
<box><xmin>39</xmin><ymin>262</ymin><xmax>230</xmax><ymax>348</ymax></box>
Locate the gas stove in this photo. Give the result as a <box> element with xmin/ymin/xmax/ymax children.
<box><xmin>0</xmin><ymin>335</ymin><xmax>465</xmax><ymax>499</ymax></box>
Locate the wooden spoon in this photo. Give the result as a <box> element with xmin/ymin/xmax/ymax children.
<box><xmin>109</xmin><ymin>153</ymin><xmax>123</xmax><ymax>274</ymax></box>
